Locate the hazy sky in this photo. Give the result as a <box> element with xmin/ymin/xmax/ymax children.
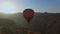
<box><xmin>13</xmin><ymin>0</ymin><xmax>60</xmax><ymax>13</ymax></box>
<box><xmin>1</xmin><ymin>0</ymin><xmax>60</xmax><ymax>13</ymax></box>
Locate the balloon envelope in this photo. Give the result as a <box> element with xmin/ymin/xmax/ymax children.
<box><xmin>23</xmin><ymin>9</ymin><xmax>34</xmax><ymax>23</ymax></box>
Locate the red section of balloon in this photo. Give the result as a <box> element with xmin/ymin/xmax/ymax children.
<box><xmin>23</xmin><ymin>9</ymin><xmax>34</xmax><ymax>23</ymax></box>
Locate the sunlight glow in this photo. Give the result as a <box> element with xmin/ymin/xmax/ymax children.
<box><xmin>0</xmin><ymin>1</ymin><xmax>19</xmax><ymax>14</ymax></box>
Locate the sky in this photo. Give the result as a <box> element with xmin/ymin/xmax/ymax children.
<box><xmin>0</xmin><ymin>0</ymin><xmax>60</xmax><ymax>13</ymax></box>
<box><xmin>14</xmin><ymin>0</ymin><xmax>60</xmax><ymax>13</ymax></box>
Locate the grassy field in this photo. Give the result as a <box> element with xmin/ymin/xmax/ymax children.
<box><xmin>0</xmin><ymin>18</ymin><xmax>40</xmax><ymax>34</ymax></box>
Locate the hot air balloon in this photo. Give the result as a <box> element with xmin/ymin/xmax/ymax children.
<box><xmin>23</xmin><ymin>9</ymin><xmax>34</xmax><ymax>23</ymax></box>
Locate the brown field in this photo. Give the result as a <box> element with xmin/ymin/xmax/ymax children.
<box><xmin>0</xmin><ymin>13</ymin><xmax>60</xmax><ymax>34</ymax></box>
